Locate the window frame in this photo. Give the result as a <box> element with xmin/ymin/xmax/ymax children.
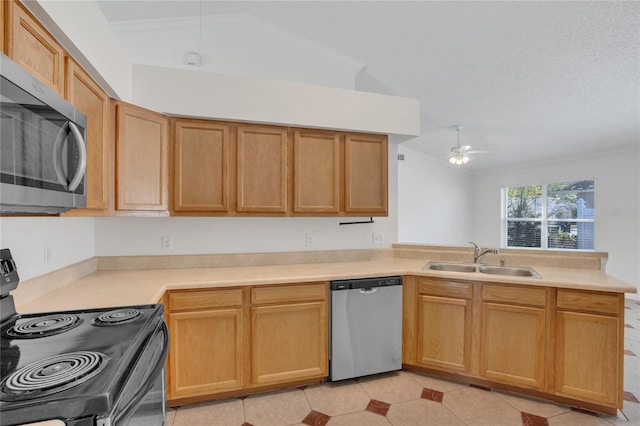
<box><xmin>501</xmin><ymin>180</ymin><xmax>595</xmax><ymax>251</ymax></box>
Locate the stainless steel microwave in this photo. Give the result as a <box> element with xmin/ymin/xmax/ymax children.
<box><xmin>1</xmin><ymin>53</ymin><xmax>87</xmax><ymax>214</ymax></box>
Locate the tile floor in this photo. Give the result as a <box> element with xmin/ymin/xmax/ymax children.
<box><xmin>166</xmin><ymin>298</ymin><xmax>640</xmax><ymax>426</ymax></box>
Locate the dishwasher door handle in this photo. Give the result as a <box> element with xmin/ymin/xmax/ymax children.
<box><xmin>359</xmin><ymin>288</ymin><xmax>377</xmax><ymax>294</ymax></box>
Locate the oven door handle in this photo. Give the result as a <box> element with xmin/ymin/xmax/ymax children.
<box><xmin>112</xmin><ymin>321</ymin><xmax>169</xmax><ymax>425</ymax></box>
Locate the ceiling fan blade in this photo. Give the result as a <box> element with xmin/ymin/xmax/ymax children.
<box><xmin>459</xmin><ymin>145</ymin><xmax>472</xmax><ymax>152</ymax></box>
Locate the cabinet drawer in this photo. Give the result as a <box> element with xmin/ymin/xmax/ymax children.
<box><xmin>251</xmin><ymin>283</ymin><xmax>327</xmax><ymax>305</ymax></box>
<box><xmin>482</xmin><ymin>284</ymin><xmax>546</xmax><ymax>307</ymax></box>
<box><xmin>418</xmin><ymin>279</ymin><xmax>472</xmax><ymax>299</ymax></box>
<box><xmin>169</xmin><ymin>288</ymin><xmax>243</xmax><ymax>311</ymax></box>
<box><xmin>557</xmin><ymin>290</ymin><xmax>621</xmax><ymax>316</ymax></box>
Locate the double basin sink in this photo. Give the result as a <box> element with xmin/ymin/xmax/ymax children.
<box><xmin>423</xmin><ymin>261</ymin><xmax>542</xmax><ymax>279</ymax></box>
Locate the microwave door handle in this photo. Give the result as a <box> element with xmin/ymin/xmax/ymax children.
<box><xmin>52</xmin><ymin>122</ymin><xmax>69</xmax><ymax>188</ymax></box>
<box><xmin>67</xmin><ymin>121</ymin><xmax>86</xmax><ymax>192</ymax></box>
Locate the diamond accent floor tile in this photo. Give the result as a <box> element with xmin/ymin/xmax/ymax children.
<box><xmin>365</xmin><ymin>399</ymin><xmax>391</xmax><ymax>416</ymax></box>
<box><xmin>302</xmin><ymin>410</ymin><xmax>331</xmax><ymax>426</ymax></box>
<box><xmin>420</xmin><ymin>387</ymin><xmax>444</xmax><ymax>403</ymax></box>
<box><xmin>624</xmin><ymin>391</ymin><xmax>640</xmax><ymax>403</ymax></box>
<box><xmin>522</xmin><ymin>412</ymin><xmax>549</xmax><ymax>426</ymax></box>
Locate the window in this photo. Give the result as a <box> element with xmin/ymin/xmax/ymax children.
<box><xmin>502</xmin><ymin>179</ymin><xmax>594</xmax><ymax>250</ymax></box>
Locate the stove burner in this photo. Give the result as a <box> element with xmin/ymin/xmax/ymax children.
<box><xmin>5</xmin><ymin>314</ymin><xmax>81</xmax><ymax>338</ymax></box>
<box><xmin>0</xmin><ymin>351</ymin><xmax>108</xmax><ymax>401</ymax></box>
<box><xmin>91</xmin><ymin>308</ymin><xmax>142</xmax><ymax>326</ymax></box>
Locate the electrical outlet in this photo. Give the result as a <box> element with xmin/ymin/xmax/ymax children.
<box><xmin>305</xmin><ymin>233</ymin><xmax>315</xmax><ymax>247</ymax></box>
<box><xmin>43</xmin><ymin>245</ymin><xmax>53</xmax><ymax>265</ymax></box>
<box><xmin>373</xmin><ymin>232</ymin><xmax>384</xmax><ymax>244</ymax></box>
<box><xmin>161</xmin><ymin>236</ymin><xmax>173</xmax><ymax>250</ymax></box>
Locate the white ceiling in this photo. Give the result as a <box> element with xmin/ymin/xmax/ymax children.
<box><xmin>96</xmin><ymin>0</ymin><xmax>640</xmax><ymax>172</ymax></box>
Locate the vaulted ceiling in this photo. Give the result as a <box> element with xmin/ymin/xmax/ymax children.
<box><xmin>96</xmin><ymin>1</ymin><xmax>640</xmax><ymax>172</ymax></box>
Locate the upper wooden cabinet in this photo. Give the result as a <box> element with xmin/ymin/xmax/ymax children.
<box><xmin>113</xmin><ymin>101</ymin><xmax>169</xmax><ymax>214</ymax></box>
<box><xmin>1</xmin><ymin>1</ymin><xmax>6</xmax><ymax>54</ymax></box>
<box><xmin>345</xmin><ymin>133</ymin><xmax>388</xmax><ymax>214</ymax></box>
<box><xmin>63</xmin><ymin>58</ymin><xmax>110</xmax><ymax>215</ymax></box>
<box><xmin>236</xmin><ymin>125</ymin><xmax>288</xmax><ymax>214</ymax></box>
<box><xmin>5</xmin><ymin>1</ymin><xmax>65</xmax><ymax>96</ymax></box>
<box><xmin>173</xmin><ymin>119</ymin><xmax>231</xmax><ymax>213</ymax></box>
<box><xmin>293</xmin><ymin>130</ymin><xmax>340</xmax><ymax>213</ymax></box>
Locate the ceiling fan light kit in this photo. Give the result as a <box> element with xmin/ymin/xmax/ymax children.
<box><xmin>449</xmin><ymin>153</ymin><xmax>470</xmax><ymax>165</ymax></box>
<box><xmin>449</xmin><ymin>125</ymin><xmax>472</xmax><ymax>166</ymax></box>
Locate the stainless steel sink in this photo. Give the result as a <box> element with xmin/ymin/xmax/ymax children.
<box><xmin>422</xmin><ymin>261</ymin><xmax>477</xmax><ymax>273</ymax></box>
<box><xmin>422</xmin><ymin>261</ymin><xmax>542</xmax><ymax>279</ymax></box>
<box><xmin>478</xmin><ymin>265</ymin><xmax>542</xmax><ymax>279</ymax></box>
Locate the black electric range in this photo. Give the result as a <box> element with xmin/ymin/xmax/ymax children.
<box><xmin>0</xmin><ymin>249</ymin><xmax>168</xmax><ymax>426</ymax></box>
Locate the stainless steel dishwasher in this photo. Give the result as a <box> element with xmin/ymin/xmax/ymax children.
<box><xmin>329</xmin><ymin>276</ymin><xmax>402</xmax><ymax>381</ymax></box>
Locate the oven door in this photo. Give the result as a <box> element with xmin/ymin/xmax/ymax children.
<box><xmin>96</xmin><ymin>321</ymin><xmax>169</xmax><ymax>426</ymax></box>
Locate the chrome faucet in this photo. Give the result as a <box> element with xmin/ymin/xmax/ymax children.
<box><xmin>469</xmin><ymin>242</ymin><xmax>499</xmax><ymax>264</ymax></box>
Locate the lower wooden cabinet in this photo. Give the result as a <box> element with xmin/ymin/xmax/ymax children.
<box><xmin>251</xmin><ymin>301</ymin><xmax>327</xmax><ymax>385</ymax></box>
<box><xmin>167</xmin><ymin>288</ymin><xmax>246</xmax><ymax>400</ymax></box>
<box><xmin>250</xmin><ymin>283</ymin><xmax>328</xmax><ymax>386</ymax></box>
<box><xmin>404</xmin><ymin>276</ymin><xmax>624</xmax><ymax>415</ymax></box>
<box><xmin>414</xmin><ymin>278</ymin><xmax>472</xmax><ymax>373</ymax></box>
<box><xmin>480</xmin><ymin>302</ymin><xmax>546</xmax><ymax>389</ymax></box>
<box><xmin>169</xmin><ymin>308</ymin><xmax>245</xmax><ymax>397</ymax></box>
<box><xmin>165</xmin><ymin>282</ymin><xmax>328</xmax><ymax>404</ymax></box>
<box><xmin>480</xmin><ymin>284</ymin><xmax>547</xmax><ymax>390</ymax></box>
<box><xmin>555</xmin><ymin>289</ymin><xmax>622</xmax><ymax>406</ymax></box>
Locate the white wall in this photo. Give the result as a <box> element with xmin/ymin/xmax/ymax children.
<box><xmin>397</xmin><ymin>145</ymin><xmax>474</xmax><ymax>245</ymax></box>
<box><xmin>0</xmin><ymin>217</ymin><xmax>95</xmax><ymax>281</ymax></box>
<box><xmin>132</xmin><ymin>64</ymin><xmax>420</xmax><ymax>138</ymax></box>
<box><xmin>111</xmin><ymin>14</ymin><xmax>365</xmax><ymax>90</ymax></box>
<box><xmin>95</xmin><ymin>144</ymin><xmax>399</xmax><ymax>256</ymax></box>
<box><xmin>470</xmin><ymin>145</ymin><xmax>640</xmax><ymax>289</ymax></box>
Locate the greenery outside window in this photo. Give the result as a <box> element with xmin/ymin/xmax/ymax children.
<box><xmin>502</xmin><ymin>179</ymin><xmax>595</xmax><ymax>250</ymax></box>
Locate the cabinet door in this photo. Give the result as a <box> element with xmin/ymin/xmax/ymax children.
<box><xmin>169</xmin><ymin>308</ymin><xmax>245</xmax><ymax>398</ymax></box>
<box><xmin>1</xmin><ymin>1</ymin><xmax>5</xmax><ymax>54</ymax></box>
<box><xmin>115</xmin><ymin>102</ymin><xmax>168</xmax><ymax>212</ymax></box>
<box><xmin>481</xmin><ymin>302</ymin><xmax>546</xmax><ymax>389</ymax></box>
<box><xmin>64</xmin><ymin>58</ymin><xmax>110</xmax><ymax>213</ymax></box>
<box><xmin>293</xmin><ymin>130</ymin><xmax>340</xmax><ymax>213</ymax></box>
<box><xmin>173</xmin><ymin>120</ymin><xmax>230</xmax><ymax>212</ymax></box>
<box><xmin>555</xmin><ymin>311</ymin><xmax>619</xmax><ymax>405</ymax></box>
<box><xmin>236</xmin><ymin>125</ymin><xmax>288</xmax><ymax>213</ymax></box>
<box><xmin>251</xmin><ymin>301</ymin><xmax>327</xmax><ymax>386</ymax></box>
<box><xmin>344</xmin><ymin>133</ymin><xmax>387</xmax><ymax>215</ymax></box>
<box><xmin>417</xmin><ymin>295</ymin><xmax>472</xmax><ymax>373</ymax></box>
<box><xmin>6</xmin><ymin>2</ymin><xmax>65</xmax><ymax>95</ymax></box>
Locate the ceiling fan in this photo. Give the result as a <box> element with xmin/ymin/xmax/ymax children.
<box><xmin>447</xmin><ymin>125</ymin><xmax>485</xmax><ymax>166</ymax></box>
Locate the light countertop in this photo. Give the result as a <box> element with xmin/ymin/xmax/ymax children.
<box><xmin>16</xmin><ymin>258</ymin><xmax>636</xmax><ymax>314</ymax></box>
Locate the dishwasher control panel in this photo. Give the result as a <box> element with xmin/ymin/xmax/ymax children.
<box><xmin>330</xmin><ymin>276</ymin><xmax>402</xmax><ymax>291</ymax></box>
